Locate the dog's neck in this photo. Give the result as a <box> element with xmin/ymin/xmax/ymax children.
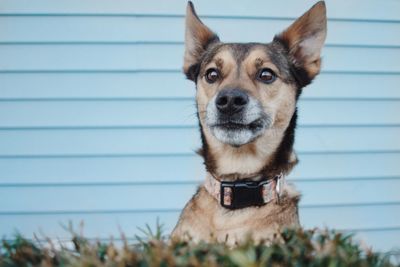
<box><xmin>198</xmin><ymin>110</ymin><xmax>298</xmax><ymax>182</ymax></box>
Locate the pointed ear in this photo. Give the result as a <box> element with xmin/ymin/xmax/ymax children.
<box><xmin>184</xmin><ymin>1</ymin><xmax>220</xmax><ymax>80</ymax></box>
<box><xmin>275</xmin><ymin>1</ymin><xmax>327</xmax><ymax>81</ymax></box>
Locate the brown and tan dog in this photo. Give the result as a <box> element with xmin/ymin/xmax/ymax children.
<box><xmin>172</xmin><ymin>1</ymin><xmax>327</xmax><ymax>245</ymax></box>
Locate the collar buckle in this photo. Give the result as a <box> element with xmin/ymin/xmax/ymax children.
<box><xmin>220</xmin><ymin>180</ymin><xmax>268</xmax><ymax>209</ymax></box>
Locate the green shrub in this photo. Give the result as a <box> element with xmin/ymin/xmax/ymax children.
<box><xmin>1</xmin><ymin>226</ymin><xmax>398</xmax><ymax>267</ymax></box>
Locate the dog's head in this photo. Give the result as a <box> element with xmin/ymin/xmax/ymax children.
<box><xmin>184</xmin><ymin>2</ymin><xmax>326</xmax><ymax>162</ymax></box>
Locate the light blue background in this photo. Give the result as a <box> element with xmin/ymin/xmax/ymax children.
<box><xmin>0</xmin><ymin>0</ymin><xmax>399</xmax><ymax>251</ymax></box>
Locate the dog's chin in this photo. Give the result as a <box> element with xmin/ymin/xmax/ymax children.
<box><xmin>208</xmin><ymin>119</ymin><xmax>267</xmax><ymax>147</ymax></box>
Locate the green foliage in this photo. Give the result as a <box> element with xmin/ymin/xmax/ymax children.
<box><xmin>0</xmin><ymin>226</ymin><xmax>398</xmax><ymax>267</ymax></box>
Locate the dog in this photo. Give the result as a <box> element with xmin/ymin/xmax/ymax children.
<box><xmin>171</xmin><ymin>1</ymin><xmax>327</xmax><ymax>245</ymax></box>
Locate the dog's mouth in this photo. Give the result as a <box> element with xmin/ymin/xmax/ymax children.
<box><xmin>208</xmin><ymin>117</ymin><xmax>269</xmax><ymax>146</ymax></box>
<box><xmin>211</xmin><ymin>118</ymin><xmax>265</xmax><ymax>132</ymax></box>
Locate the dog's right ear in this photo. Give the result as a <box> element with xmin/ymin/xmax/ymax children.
<box><xmin>184</xmin><ymin>2</ymin><xmax>220</xmax><ymax>81</ymax></box>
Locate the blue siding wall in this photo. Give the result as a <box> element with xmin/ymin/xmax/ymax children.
<box><xmin>1</xmin><ymin>0</ymin><xmax>400</xmax><ymax>251</ymax></box>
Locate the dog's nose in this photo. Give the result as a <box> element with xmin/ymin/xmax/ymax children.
<box><xmin>216</xmin><ymin>89</ymin><xmax>249</xmax><ymax>114</ymax></box>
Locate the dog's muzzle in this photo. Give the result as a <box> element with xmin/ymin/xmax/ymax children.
<box><xmin>205</xmin><ymin>89</ymin><xmax>270</xmax><ymax>146</ymax></box>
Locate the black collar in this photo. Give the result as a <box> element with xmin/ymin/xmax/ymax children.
<box><xmin>204</xmin><ymin>173</ymin><xmax>284</xmax><ymax>209</ymax></box>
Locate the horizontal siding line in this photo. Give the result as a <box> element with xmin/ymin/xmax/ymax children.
<box><xmin>0</xmin><ymin>42</ymin><xmax>399</xmax><ymax>49</ymax></box>
<box><xmin>0</xmin><ymin>124</ymin><xmax>400</xmax><ymax>131</ymax></box>
<box><xmin>0</xmin><ymin>209</ymin><xmax>181</xmax><ymax>216</ymax></box>
<box><xmin>0</xmin><ymin>239</ymin><xmax>147</xmax><ymax>245</ymax></box>
<box><xmin>0</xmin><ymin>153</ymin><xmax>197</xmax><ymax>159</ymax></box>
<box><xmin>1</xmin><ymin>70</ymin><xmax>400</xmax><ymax>75</ymax></box>
<box><xmin>1</xmin><ymin>150</ymin><xmax>400</xmax><ymax>159</ymax></box>
<box><xmin>344</xmin><ymin>226</ymin><xmax>400</xmax><ymax>233</ymax></box>
<box><xmin>2</xmin><ymin>202</ymin><xmax>400</xmax><ymax>216</ymax></box>
<box><xmin>0</xmin><ymin>13</ymin><xmax>399</xmax><ymax>24</ymax></box>
<box><xmin>0</xmin><ymin>153</ymin><xmax>198</xmax><ymax>159</ymax></box>
<box><xmin>1</xmin><ymin>176</ymin><xmax>400</xmax><ymax>188</ymax></box>
<box><xmin>0</xmin><ymin>41</ymin><xmax>180</xmax><ymax>46</ymax></box>
<box><xmin>0</xmin><ymin>69</ymin><xmax>182</xmax><ymax>74</ymax></box>
<box><xmin>0</xmin><ymin>125</ymin><xmax>198</xmax><ymax>130</ymax></box>
<box><xmin>0</xmin><ymin>181</ymin><xmax>202</xmax><ymax>188</ymax></box>
<box><xmin>293</xmin><ymin>176</ymin><xmax>400</xmax><ymax>183</ymax></box>
<box><xmin>0</xmin><ymin>97</ymin><xmax>399</xmax><ymax>102</ymax></box>
<box><xmin>302</xmin><ymin>202</ymin><xmax>400</xmax><ymax>209</ymax></box>
<box><xmin>0</xmin><ymin>97</ymin><xmax>195</xmax><ymax>102</ymax></box>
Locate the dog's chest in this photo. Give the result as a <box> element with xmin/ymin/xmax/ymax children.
<box><xmin>208</xmin><ymin>205</ymin><xmax>279</xmax><ymax>243</ymax></box>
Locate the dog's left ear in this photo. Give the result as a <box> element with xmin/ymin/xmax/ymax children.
<box><xmin>275</xmin><ymin>1</ymin><xmax>327</xmax><ymax>81</ymax></box>
<box><xmin>184</xmin><ymin>1</ymin><xmax>220</xmax><ymax>81</ymax></box>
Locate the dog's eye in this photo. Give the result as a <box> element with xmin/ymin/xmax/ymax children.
<box><xmin>257</xmin><ymin>68</ymin><xmax>276</xmax><ymax>84</ymax></box>
<box><xmin>205</xmin><ymin>68</ymin><xmax>220</xmax><ymax>83</ymax></box>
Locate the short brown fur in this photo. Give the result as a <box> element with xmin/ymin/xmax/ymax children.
<box><xmin>172</xmin><ymin>1</ymin><xmax>327</xmax><ymax>244</ymax></box>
